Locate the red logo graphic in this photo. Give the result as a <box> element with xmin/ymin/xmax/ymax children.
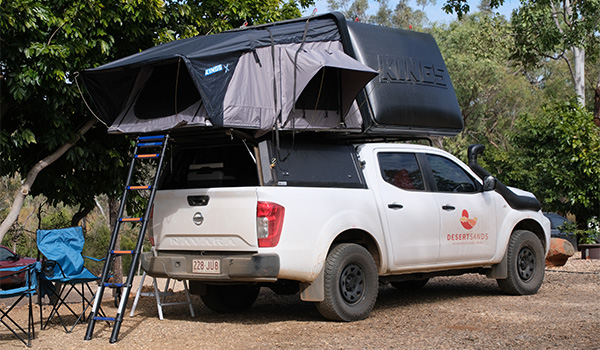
<box><xmin>460</xmin><ymin>209</ymin><xmax>477</xmax><ymax>230</ymax></box>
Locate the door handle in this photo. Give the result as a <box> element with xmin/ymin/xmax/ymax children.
<box><xmin>388</xmin><ymin>203</ymin><xmax>404</xmax><ymax>209</ymax></box>
<box><xmin>442</xmin><ymin>205</ymin><xmax>455</xmax><ymax>211</ymax></box>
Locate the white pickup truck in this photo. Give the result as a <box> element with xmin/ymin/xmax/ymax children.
<box><xmin>141</xmin><ymin>134</ymin><xmax>550</xmax><ymax>321</ymax></box>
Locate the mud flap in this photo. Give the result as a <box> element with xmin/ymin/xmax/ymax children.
<box><xmin>486</xmin><ymin>251</ymin><xmax>508</xmax><ymax>279</ymax></box>
<box><xmin>299</xmin><ymin>268</ymin><xmax>325</xmax><ymax>302</ymax></box>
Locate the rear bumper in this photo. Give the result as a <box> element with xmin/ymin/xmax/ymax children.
<box><xmin>140</xmin><ymin>251</ymin><xmax>280</xmax><ymax>282</ymax></box>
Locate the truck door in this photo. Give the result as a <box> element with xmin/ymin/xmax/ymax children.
<box><xmin>376</xmin><ymin>151</ymin><xmax>440</xmax><ymax>268</ymax></box>
<box><xmin>425</xmin><ymin>154</ymin><xmax>497</xmax><ymax>263</ymax></box>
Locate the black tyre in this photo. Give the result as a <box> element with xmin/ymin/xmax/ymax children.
<box><xmin>390</xmin><ymin>278</ymin><xmax>429</xmax><ymax>290</ymax></box>
<box><xmin>201</xmin><ymin>284</ymin><xmax>260</xmax><ymax>313</ymax></box>
<box><xmin>497</xmin><ymin>230</ymin><xmax>545</xmax><ymax>295</ymax></box>
<box><xmin>316</xmin><ymin>244</ymin><xmax>379</xmax><ymax>322</ymax></box>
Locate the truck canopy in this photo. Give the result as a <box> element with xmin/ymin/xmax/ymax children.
<box><xmin>80</xmin><ymin>12</ymin><xmax>462</xmax><ymax>138</ymax></box>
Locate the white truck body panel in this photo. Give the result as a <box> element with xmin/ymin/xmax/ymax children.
<box><xmin>153</xmin><ymin>187</ymin><xmax>259</xmax><ymax>251</ymax></box>
<box><xmin>146</xmin><ymin>141</ymin><xmax>550</xmax><ymax>299</ymax></box>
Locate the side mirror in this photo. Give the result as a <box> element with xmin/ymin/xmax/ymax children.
<box><xmin>9</xmin><ymin>253</ymin><xmax>20</xmax><ymax>261</ymax></box>
<box><xmin>483</xmin><ymin>176</ymin><xmax>496</xmax><ymax>192</ymax></box>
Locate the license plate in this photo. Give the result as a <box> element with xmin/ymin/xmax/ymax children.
<box><xmin>192</xmin><ymin>258</ymin><xmax>220</xmax><ymax>274</ymax></box>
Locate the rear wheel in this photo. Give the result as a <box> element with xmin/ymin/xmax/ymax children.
<box><xmin>316</xmin><ymin>244</ymin><xmax>378</xmax><ymax>322</ymax></box>
<box><xmin>201</xmin><ymin>284</ymin><xmax>260</xmax><ymax>313</ymax></box>
<box><xmin>497</xmin><ymin>230</ymin><xmax>545</xmax><ymax>295</ymax></box>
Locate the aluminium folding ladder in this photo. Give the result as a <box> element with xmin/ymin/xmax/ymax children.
<box><xmin>129</xmin><ymin>270</ymin><xmax>195</xmax><ymax>320</ymax></box>
<box><xmin>84</xmin><ymin>134</ymin><xmax>169</xmax><ymax>343</ymax></box>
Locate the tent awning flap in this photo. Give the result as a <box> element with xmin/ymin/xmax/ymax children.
<box><xmin>221</xmin><ymin>41</ymin><xmax>376</xmax><ymax>134</ymax></box>
<box><xmin>281</xmin><ymin>44</ymin><xmax>377</xmax><ymax>127</ymax></box>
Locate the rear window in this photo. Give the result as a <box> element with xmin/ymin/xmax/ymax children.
<box><xmin>158</xmin><ymin>143</ymin><xmax>259</xmax><ymax>189</ymax></box>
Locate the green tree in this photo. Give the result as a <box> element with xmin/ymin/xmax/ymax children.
<box><xmin>430</xmin><ymin>13</ymin><xmax>538</xmax><ymax>169</ymax></box>
<box><xmin>326</xmin><ymin>0</ymin><xmax>369</xmax><ymax>22</ymax></box>
<box><xmin>511</xmin><ymin>0</ymin><xmax>600</xmax><ymax>109</ymax></box>
<box><xmin>0</xmin><ymin>0</ymin><xmax>312</xmax><ymax>244</ymax></box>
<box><xmin>326</xmin><ymin>0</ymin><xmax>434</xmax><ymax>29</ymax></box>
<box><xmin>508</xmin><ymin>101</ymin><xmax>600</xmax><ymax>227</ymax></box>
<box><xmin>443</xmin><ymin>0</ymin><xmax>600</xmax><ymax>121</ymax></box>
<box><xmin>442</xmin><ymin>0</ymin><xmax>505</xmax><ymax>19</ymax></box>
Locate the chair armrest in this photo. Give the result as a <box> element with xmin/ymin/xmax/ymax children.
<box><xmin>83</xmin><ymin>255</ymin><xmax>105</xmax><ymax>262</ymax></box>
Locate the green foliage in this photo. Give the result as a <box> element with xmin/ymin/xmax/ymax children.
<box><xmin>442</xmin><ymin>0</ymin><xmax>505</xmax><ymax>19</ymax></box>
<box><xmin>430</xmin><ymin>13</ymin><xmax>538</xmax><ymax>166</ymax></box>
<box><xmin>82</xmin><ymin>220</ymin><xmax>111</xmax><ymax>275</ymax></box>
<box><xmin>39</xmin><ymin>206</ymin><xmax>72</xmax><ymax>229</ymax></box>
<box><xmin>560</xmin><ymin>218</ymin><xmax>599</xmax><ymax>244</ymax></box>
<box><xmin>512</xmin><ymin>0</ymin><xmax>600</xmax><ymax>65</ymax></box>
<box><xmin>511</xmin><ymin>0</ymin><xmax>600</xmax><ymax>106</ymax></box>
<box><xmin>1</xmin><ymin>0</ymin><xmax>311</xmax><ymax>221</ymax></box>
<box><xmin>1</xmin><ymin>0</ymin><xmax>311</xmax><ymax>274</ymax></box>
<box><xmin>508</xmin><ymin>101</ymin><xmax>600</xmax><ymax>226</ymax></box>
<box><xmin>327</xmin><ymin>0</ymin><xmax>434</xmax><ymax>29</ymax></box>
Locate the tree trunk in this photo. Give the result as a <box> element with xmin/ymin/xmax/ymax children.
<box><xmin>109</xmin><ymin>197</ymin><xmax>123</xmax><ymax>297</ymax></box>
<box><xmin>573</xmin><ymin>46</ymin><xmax>585</xmax><ymax>107</ymax></box>
<box><xmin>594</xmin><ymin>69</ymin><xmax>600</xmax><ymax>128</ymax></box>
<box><xmin>0</xmin><ymin>118</ymin><xmax>97</xmax><ymax>243</ymax></box>
<box><xmin>70</xmin><ymin>202</ymin><xmax>95</xmax><ymax>227</ymax></box>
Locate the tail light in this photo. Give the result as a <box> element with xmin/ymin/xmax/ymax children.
<box><xmin>148</xmin><ymin>205</ymin><xmax>155</xmax><ymax>246</ymax></box>
<box><xmin>256</xmin><ymin>201</ymin><xmax>285</xmax><ymax>247</ymax></box>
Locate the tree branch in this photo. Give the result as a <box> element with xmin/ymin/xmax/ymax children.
<box><xmin>0</xmin><ymin>118</ymin><xmax>97</xmax><ymax>243</ymax></box>
<box><xmin>550</xmin><ymin>1</ymin><xmax>566</xmax><ymax>35</ymax></box>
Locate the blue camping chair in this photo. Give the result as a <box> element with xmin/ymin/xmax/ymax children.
<box><xmin>0</xmin><ymin>261</ymin><xmax>40</xmax><ymax>347</ymax></box>
<box><xmin>37</xmin><ymin>227</ymin><xmax>105</xmax><ymax>333</ymax></box>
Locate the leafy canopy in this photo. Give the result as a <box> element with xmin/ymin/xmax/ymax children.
<box><xmin>509</xmin><ymin>101</ymin><xmax>600</xmax><ymax>226</ymax></box>
<box><xmin>430</xmin><ymin>13</ymin><xmax>538</xmax><ymax>166</ymax></box>
<box><xmin>0</xmin><ymin>0</ymin><xmax>312</xmax><ymax>223</ymax></box>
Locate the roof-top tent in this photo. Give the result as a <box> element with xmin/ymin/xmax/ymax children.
<box><xmin>80</xmin><ymin>12</ymin><xmax>462</xmax><ymax>139</ymax></box>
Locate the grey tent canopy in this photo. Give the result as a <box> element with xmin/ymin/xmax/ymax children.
<box><xmin>80</xmin><ymin>12</ymin><xmax>463</xmax><ymax>137</ymax></box>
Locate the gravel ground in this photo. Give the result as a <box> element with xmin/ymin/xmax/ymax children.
<box><xmin>2</xmin><ymin>252</ymin><xmax>599</xmax><ymax>349</ymax></box>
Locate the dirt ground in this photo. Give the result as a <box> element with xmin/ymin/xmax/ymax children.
<box><xmin>2</xmin><ymin>252</ymin><xmax>599</xmax><ymax>349</ymax></box>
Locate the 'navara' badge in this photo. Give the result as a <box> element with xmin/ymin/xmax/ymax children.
<box><xmin>193</xmin><ymin>212</ymin><xmax>204</xmax><ymax>226</ymax></box>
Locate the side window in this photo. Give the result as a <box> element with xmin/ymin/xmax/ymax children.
<box><xmin>378</xmin><ymin>153</ymin><xmax>425</xmax><ymax>190</ymax></box>
<box><xmin>427</xmin><ymin>154</ymin><xmax>478</xmax><ymax>193</ymax></box>
<box><xmin>0</xmin><ymin>247</ymin><xmax>12</xmax><ymax>261</ymax></box>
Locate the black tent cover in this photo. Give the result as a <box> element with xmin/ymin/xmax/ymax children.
<box><xmin>80</xmin><ymin>12</ymin><xmax>463</xmax><ymax>138</ymax></box>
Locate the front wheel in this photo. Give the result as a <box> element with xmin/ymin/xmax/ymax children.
<box><xmin>316</xmin><ymin>244</ymin><xmax>379</xmax><ymax>322</ymax></box>
<box><xmin>497</xmin><ymin>230</ymin><xmax>545</xmax><ymax>295</ymax></box>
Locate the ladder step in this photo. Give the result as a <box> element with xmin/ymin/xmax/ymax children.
<box><xmin>120</xmin><ymin>217</ymin><xmax>142</xmax><ymax>222</ymax></box>
<box><xmin>138</xmin><ymin>135</ymin><xmax>166</xmax><ymax>141</ymax></box>
<box><xmin>138</xmin><ymin>142</ymin><xmax>164</xmax><ymax>147</ymax></box>
<box><xmin>94</xmin><ymin>316</ymin><xmax>115</xmax><ymax>322</ymax></box>
<box><xmin>127</xmin><ymin>185</ymin><xmax>151</xmax><ymax>190</ymax></box>
<box><xmin>135</xmin><ymin>153</ymin><xmax>159</xmax><ymax>159</ymax></box>
<box><xmin>111</xmin><ymin>250</ymin><xmax>134</xmax><ymax>255</ymax></box>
